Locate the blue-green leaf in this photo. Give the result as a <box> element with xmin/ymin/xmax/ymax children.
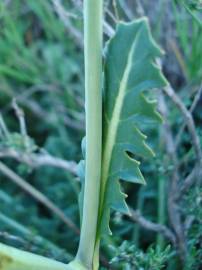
<box><xmin>98</xmin><ymin>18</ymin><xmax>168</xmax><ymax>235</ymax></box>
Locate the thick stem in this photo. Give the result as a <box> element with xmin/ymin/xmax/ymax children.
<box><xmin>76</xmin><ymin>0</ymin><xmax>103</xmax><ymax>269</ymax></box>
<box><xmin>0</xmin><ymin>243</ymin><xmax>67</xmax><ymax>270</ymax></box>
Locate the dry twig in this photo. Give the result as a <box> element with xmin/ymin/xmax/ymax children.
<box><xmin>163</xmin><ymin>85</ymin><xmax>202</xmax><ymax>167</ymax></box>
<box><xmin>158</xmin><ymin>92</ymin><xmax>187</xmax><ymax>264</ymax></box>
<box><xmin>176</xmin><ymin>83</ymin><xmax>202</xmax><ymax>147</ymax></box>
<box><xmin>0</xmin><ymin>161</ymin><xmax>79</xmax><ymax>235</ymax></box>
<box><xmin>0</xmin><ymin>149</ymin><xmax>78</xmax><ymax>176</ymax></box>
<box><xmin>178</xmin><ymin>165</ymin><xmax>202</xmax><ymax>199</ymax></box>
<box><xmin>52</xmin><ymin>0</ymin><xmax>83</xmax><ymax>48</ymax></box>
<box><xmin>129</xmin><ymin>208</ymin><xmax>176</xmax><ymax>246</ymax></box>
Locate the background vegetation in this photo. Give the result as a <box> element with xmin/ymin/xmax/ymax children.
<box><xmin>0</xmin><ymin>0</ymin><xmax>201</xmax><ymax>269</ymax></box>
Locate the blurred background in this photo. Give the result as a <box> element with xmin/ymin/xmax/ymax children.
<box><xmin>0</xmin><ymin>1</ymin><xmax>201</xmax><ymax>269</ymax></box>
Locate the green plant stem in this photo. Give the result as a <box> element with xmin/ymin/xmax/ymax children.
<box><xmin>0</xmin><ymin>212</ymin><xmax>73</xmax><ymax>261</ymax></box>
<box><xmin>157</xmin><ymin>175</ymin><xmax>166</xmax><ymax>249</ymax></box>
<box><xmin>0</xmin><ymin>243</ymin><xmax>67</xmax><ymax>270</ymax></box>
<box><xmin>132</xmin><ymin>187</ymin><xmax>145</xmax><ymax>247</ymax></box>
<box><xmin>76</xmin><ymin>0</ymin><xmax>103</xmax><ymax>269</ymax></box>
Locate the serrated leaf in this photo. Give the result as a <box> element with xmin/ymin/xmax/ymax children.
<box><xmin>77</xmin><ymin>137</ymin><xmax>86</xmax><ymax>224</ymax></box>
<box><xmin>77</xmin><ymin>159</ymin><xmax>85</xmax><ymax>223</ymax></box>
<box><xmin>98</xmin><ymin>18</ymin><xmax>168</xmax><ymax>235</ymax></box>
